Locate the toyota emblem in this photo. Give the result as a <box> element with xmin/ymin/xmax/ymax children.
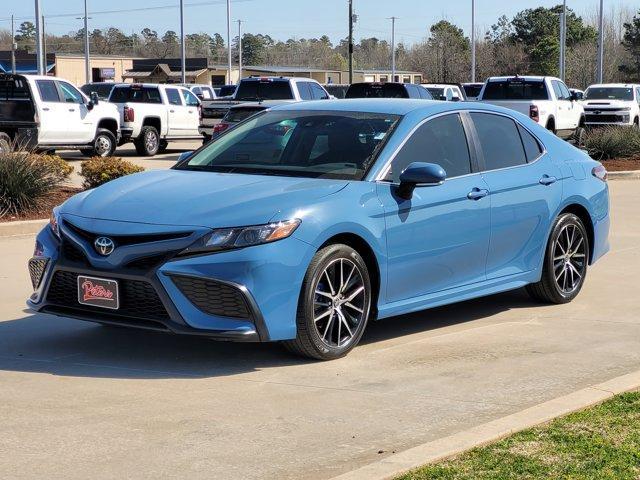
<box><xmin>94</xmin><ymin>237</ymin><xmax>115</xmax><ymax>256</ymax></box>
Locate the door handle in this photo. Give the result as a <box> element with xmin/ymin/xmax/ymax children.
<box><xmin>42</xmin><ymin>107</ymin><xmax>50</xmax><ymax>111</ymax></box>
<box><xmin>170</xmin><ymin>109</ymin><xmax>175</xmax><ymax>113</ymax></box>
<box><xmin>539</xmin><ymin>175</ymin><xmax>558</xmax><ymax>186</ymax></box>
<box><xmin>467</xmin><ymin>188</ymin><xmax>489</xmax><ymax>201</ymax></box>
<box><xmin>68</xmin><ymin>108</ymin><xmax>76</xmax><ymax>112</ymax></box>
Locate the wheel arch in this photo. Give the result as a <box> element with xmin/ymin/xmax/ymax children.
<box><xmin>141</xmin><ymin>116</ymin><xmax>162</xmax><ymax>133</ymax></box>
<box><xmin>546</xmin><ymin>115</ymin><xmax>556</xmax><ymax>131</ymax></box>
<box><xmin>318</xmin><ymin>232</ymin><xmax>381</xmax><ymax>316</ymax></box>
<box><xmin>558</xmin><ymin>203</ymin><xmax>595</xmax><ymax>264</ymax></box>
<box><xmin>96</xmin><ymin>118</ymin><xmax>118</xmax><ymax>137</ymax></box>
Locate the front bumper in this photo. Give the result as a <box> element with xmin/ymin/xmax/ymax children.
<box><xmin>27</xmin><ymin>218</ymin><xmax>314</xmax><ymax>342</ymax></box>
<box><xmin>584</xmin><ymin>111</ymin><xmax>633</xmax><ymax>126</ymax></box>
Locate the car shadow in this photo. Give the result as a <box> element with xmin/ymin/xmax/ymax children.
<box><xmin>0</xmin><ymin>289</ymin><xmax>538</xmax><ymax>380</ymax></box>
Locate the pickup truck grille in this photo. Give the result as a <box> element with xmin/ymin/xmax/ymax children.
<box><xmin>585</xmin><ymin>114</ymin><xmax>625</xmax><ymax>123</ymax></box>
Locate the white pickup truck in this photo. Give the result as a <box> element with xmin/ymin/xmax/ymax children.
<box><xmin>109</xmin><ymin>83</ymin><xmax>201</xmax><ymax>156</ymax></box>
<box><xmin>582</xmin><ymin>83</ymin><xmax>640</xmax><ymax>127</ymax></box>
<box><xmin>0</xmin><ymin>74</ymin><xmax>120</xmax><ymax>156</ymax></box>
<box><xmin>478</xmin><ymin>76</ymin><xmax>586</xmax><ymax>144</ymax></box>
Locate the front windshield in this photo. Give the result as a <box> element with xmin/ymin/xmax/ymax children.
<box><xmin>584</xmin><ymin>87</ymin><xmax>634</xmax><ymax>101</ymax></box>
<box><xmin>176</xmin><ymin>110</ymin><xmax>401</xmax><ymax>180</ymax></box>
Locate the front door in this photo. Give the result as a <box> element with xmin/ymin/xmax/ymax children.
<box><xmin>180</xmin><ymin>88</ymin><xmax>201</xmax><ymax>137</ymax></box>
<box><xmin>57</xmin><ymin>81</ymin><xmax>94</xmax><ymax>143</ymax></box>
<box><xmin>165</xmin><ymin>88</ymin><xmax>184</xmax><ymax>137</ymax></box>
<box><xmin>377</xmin><ymin>113</ymin><xmax>491</xmax><ymax>303</ymax></box>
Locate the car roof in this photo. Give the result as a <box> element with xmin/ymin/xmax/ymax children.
<box><xmin>421</xmin><ymin>84</ymin><xmax>460</xmax><ymax>89</ymax></box>
<box><xmin>587</xmin><ymin>83</ymin><xmax>639</xmax><ymax>88</ymax></box>
<box><xmin>487</xmin><ymin>76</ymin><xmax>557</xmax><ymax>82</ymax></box>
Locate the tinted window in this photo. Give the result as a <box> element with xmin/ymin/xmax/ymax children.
<box><xmin>36</xmin><ymin>80</ymin><xmax>60</xmax><ymax>102</ymax></box>
<box><xmin>417</xmin><ymin>86</ymin><xmax>431</xmax><ymax>99</ymax></box>
<box><xmin>518</xmin><ymin>124</ymin><xmax>543</xmax><ymax>162</ymax></box>
<box><xmin>166</xmin><ymin>88</ymin><xmax>182</xmax><ymax>106</ymax></box>
<box><xmin>310</xmin><ymin>82</ymin><xmax>329</xmax><ymax>100</ymax></box>
<box><xmin>219</xmin><ymin>85</ymin><xmax>237</xmax><ymax>97</ymax></box>
<box><xmin>388</xmin><ymin>114</ymin><xmax>472</xmax><ymax>182</ymax></box>
<box><xmin>558</xmin><ymin>82</ymin><xmax>571</xmax><ymax>100</ymax></box>
<box><xmin>0</xmin><ymin>77</ymin><xmax>31</xmax><ymax>100</ymax></box>
<box><xmin>224</xmin><ymin>107</ymin><xmax>266</xmax><ymax>123</ymax></box>
<box><xmin>178</xmin><ymin>110</ymin><xmax>400</xmax><ymax>180</ymax></box>
<box><xmin>110</xmin><ymin>86</ymin><xmax>162</xmax><ymax>104</ymax></box>
<box><xmin>182</xmin><ymin>89</ymin><xmax>200</xmax><ymax>106</ymax></box>
<box><xmin>552</xmin><ymin>81</ymin><xmax>570</xmax><ymax>101</ymax></box>
<box><xmin>58</xmin><ymin>82</ymin><xmax>84</xmax><ymax>103</ymax></box>
<box><xmin>345</xmin><ymin>83</ymin><xmax>409</xmax><ymax>99</ymax></box>
<box><xmin>80</xmin><ymin>83</ymin><xmax>115</xmax><ymax>100</ymax></box>
<box><xmin>463</xmin><ymin>84</ymin><xmax>483</xmax><ymax>98</ymax></box>
<box><xmin>584</xmin><ymin>87</ymin><xmax>635</xmax><ymax>101</ymax></box>
<box><xmin>235</xmin><ymin>80</ymin><xmax>294</xmax><ymax>101</ymax></box>
<box><xmin>472</xmin><ymin>113</ymin><xmax>527</xmax><ymax>171</ymax></box>
<box><xmin>482</xmin><ymin>80</ymin><xmax>549</xmax><ymax>100</ymax></box>
<box><xmin>298</xmin><ymin>82</ymin><xmax>313</xmax><ymax>100</ymax></box>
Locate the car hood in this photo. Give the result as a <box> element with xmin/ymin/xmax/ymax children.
<box><xmin>61</xmin><ymin>169</ymin><xmax>349</xmax><ymax>228</ymax></box>
<box><xmin>583</xmin><ymin>100</ymin><xmax>631</xmax><ymax>109</ymax></box>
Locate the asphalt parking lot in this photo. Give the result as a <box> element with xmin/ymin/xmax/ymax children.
<box><xmin>1</xmin><ymin>180</ymin><xmax>638</xmax><ymax>480</ymax></box>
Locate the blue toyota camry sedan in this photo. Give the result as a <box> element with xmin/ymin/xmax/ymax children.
<box><xmin>28</xmin><ymin>99</ymin><xmax>610</xmax><ymax>360</ymax></box>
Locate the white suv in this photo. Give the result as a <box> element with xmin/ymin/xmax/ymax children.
<box><xmin>582</xmin><ymin>84</ymin><xmax>640</xmax><ymax>127</ymax></box>
<box><xmin>0</xmin><ymin>74</ymin><xmax>120</xmax><ymax>156</ymax></box>
<box><xmin>109</xmin><ymin>83</ymin><xmax>202</xmax><ymax>156</ymax></box>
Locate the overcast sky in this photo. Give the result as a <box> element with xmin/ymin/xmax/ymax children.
<box><xmin>2</xmin><ymin>0</ymin><xmax>640</xmax><ymax>44</ymax></box>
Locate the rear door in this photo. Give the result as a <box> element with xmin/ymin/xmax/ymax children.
<box><xmin>470</xmin><ymin>112</ymin><xmax>562</xmax><ymax>279</ymax></box>
<box><xmin>34</xmin><ymin>79</ymin><xmax>66</xmax><ymax>143</ymax></box>
<box><xmin>165</xmin><ymin>88</ymin><xmax>184</xmax><ymax>137</ymax></box>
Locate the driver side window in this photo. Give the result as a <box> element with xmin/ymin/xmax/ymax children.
<box><xmin>385</xmin><ymin>113</ymin><xmax>472</xmax><ymax>182</ymax></box>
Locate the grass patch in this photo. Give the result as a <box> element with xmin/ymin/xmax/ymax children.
<box><xmin>584</xmin><ymin>127</ymin><xmax>640</xmax><ymax>160</ymax></box>
<box><xmin>397</xmin><ymin>391</ymin><xmax>640</xmax><ymax>480</ymax></box>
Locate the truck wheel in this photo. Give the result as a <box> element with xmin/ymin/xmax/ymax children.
<box><xmin>134</xmin><ymin>126</ymin><xmax>160</xmax><ymax>156</ymax></box>
<box><xmin>158</xmin><ymin>140</ymin><xmax>169</xmax><ymax>153</ymax></box>
<box><xmin>0</xmin><ymin>133</ymin><xmax>11</xmax><ymax>153</ymax></box>
<box><xmin>89</xmin><ymin>129</ymin><xmax>116</xmax><ymax>157</ymax></box>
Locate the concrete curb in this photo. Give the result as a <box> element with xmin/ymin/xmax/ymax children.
<box><xmin>0</xmin><ymin>219</ymin><xmax>47</xmax><ymax>237</ymax></box>
<box><xmin>609</xmin><ymin>170</ymin><xmax>640</xmax><ymax>180</ymax></box>
<box><xmin>330</xmin><ymin>369</ymin><xmax>640</xmax><ymax>480</ymax></box>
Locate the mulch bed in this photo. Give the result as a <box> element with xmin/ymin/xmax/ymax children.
<box><xmin>601</xmin><ymin>156</ymin><xmax>640</xmax><ymax>172</ymax></box>
<box><xmin>1</xmin><ymin>186</ymin><xmax>81</xmax><ymax>223</ymax></box>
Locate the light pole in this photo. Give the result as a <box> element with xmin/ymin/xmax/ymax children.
<box><xmin>390</xmin><ymin>17</ymin><xmax>397</xmax><ymax>82</ymax></box>
<box><xmin>348</xmin><ymin>0</ymin><xmax>354</xmax><ymax>84</ymax></box>
<box><xmin>237</xmin><ymin>20</ymin><xmax>243</xmax><ymax>81</ymax></box>
<box><xmin>226</xmin><ymin>0</ymin><xmax>232</xmax><ymax>84</ymax></box>
<box><xmin>10</xmin><ymin>15</ymin><xmax>16</xmax><ymax>74</ymax></box>
<box><xmin>35</xmin><ymin>0</ymin><xmax>44</xmax><ymax>75</ymax></box>
<box><xmin>83</xmin><ymin>0</ymin><xmax>90</xmax><ymax>84</ymax></box>
<box><xmin>471</xmin><ymin>0</ymin><xmax>476</xmax><ymax>82</ymax></box>
<box><xmin>597</xmin><ymin>0</ymin><xmax>604</xmax><ymax>83</ymax></box>
<box><xmin>559</xmin><ymin>0</ymin><xmax>566</xmax><ymax>80</ymax></box>
<box><xmin>180</xmin><ymin>0</ymin><xmax>186</xmax><ymax>84</ymax></box>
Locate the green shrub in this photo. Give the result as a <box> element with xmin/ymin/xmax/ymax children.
<box><xmin>0</xmin><ymin>152</ymin><xmax>61</xmax><ymax>217</ymax></box>
<box><xmin>80</xmin><ymin>157</ymin><xmax>144</xmax><ymax>189</ymax></box>
<box><xmin>32</xmin><ymin>154</ymin><xmax>74</xmax><ymax>183</ymax></box>
<box><xmin>584</xmin><ymin>126</ymin><xmax>640</xmax><ymax>160</ymax></box>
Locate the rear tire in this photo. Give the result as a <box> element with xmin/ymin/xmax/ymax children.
<box><xmin>283</xmin><ymin>244</ymin><xmax>372</xmax><ymax>360</ymax></box>
<box><xmin>0</xmin><ymin>132</ymin><xmax>11</xmax><ymax>153</ymax></box>
<box><xmin>527</xmin><ymin>213</ymin><xmax>589</xmax><ymax>304</ymax></box>
<box><xmin>134</xmin><ymin>126</ymin><xmax>160</xmax><ymax>156</ymax></box>
<box><xmin>158</xmin><ymin>140</ymin><xmax>169</xmax><ymax>153</ymax></box>
<box><xmin>572</xmin><ymin>126</ymin><xmax>586</xmax><ymax>148</ymax></box>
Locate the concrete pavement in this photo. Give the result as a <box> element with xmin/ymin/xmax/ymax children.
<box><xmin>0</xmin><ymin>181</ymin><xmax>639</xmax><ymax>480</ymax></box>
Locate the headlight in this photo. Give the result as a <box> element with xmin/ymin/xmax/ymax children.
<box><xmin>179</xmin><ymin>219</ymin><xmax>301</xmax><ymax>256</ymax></box>
<box><xmin>49</xmin><ymin>208</ymin><xmax>60</xmax><ymax>238</ymax></box>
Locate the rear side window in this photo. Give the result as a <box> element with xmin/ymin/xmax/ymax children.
<box><xmin>166</xmin><ymin>88</ymin><xmax>182</xmax><ymax>106</ymax></box>
<box><xmin>482</xmin><ymin>80</ymin><xmax>549</xmax><ymax>100</ymax></box>
<box><xmin>387</xmin><ymin>113</ymin><xmax>472</xmax><ymax>182</ymax></box>
<box><xmin>36</xmin><ymin>80</ymin><xmax>60</xmax><ymax>102</ymax></box>
<box><xmin>346</xmin><ymin>83</ymin><xmax>409</xmax><ymax>99</ymax></box>
<box><xmin>110</xmin><ymin>86</ymin><xmax>162</xmax><ymax>104</ymax></box>
<box><xmin>471</xmin><ymin>113</ymin><xmax>527</xmax><ymax>171</ymax></box>
<box><xmin>518</xmin><ymin>124</ymin><xmax>543</xmax><ymax>162</ymax></box>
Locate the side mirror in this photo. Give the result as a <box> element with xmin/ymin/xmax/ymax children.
<box><xmin>177</xmin><ymin>151</ymin><xmax>194</xmax><ymax>162</ymax></box>
<box><xmin>397</xmin><ymin>162</ymin><xmax>447</xmax><ymax>200</ymax></box>
<box><xmin>571</xmin><ymin>92</ymin><xmax>583</xmax><ymax>101</ymax></box>
<box><xmin>90</xmin><ymin>91</ymin><xmax>100</xmax><ymax>105</ymax></box>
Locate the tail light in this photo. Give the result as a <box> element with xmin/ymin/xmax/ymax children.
<box><xmin>213</xmin><ymin>123</ymin><xmax>229</xmax><ymax>134</ymax></box>
<box><xmin>124</xmin><ymin>106</ymin><xmax>135</xmax><ymax>123</ymax></box>
<box><xmin>592</xmin><ymin>164</ymin><xmax>608</xmax><ymax>182</ymax></box>
<box><xmin>529</xmin><ymin>105</ymin><xmax>540</xmax><ymax>123</ymax></box>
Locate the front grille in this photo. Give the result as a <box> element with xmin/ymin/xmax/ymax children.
<box><xmin>171</xmin><ymin>275</ymin><xmax>251</xmax><ymax>319</ymax></box>
<box><xmin>28</xmin><ymin>258</ymin><xmax>48</xmax><ymax>289</ymax></box>
<box><xmin>62</xmin><ymin>241</ymin><xmax>88</xmax><ymax>265</ymax></box>
<box><xmin>585</xmin><ymin>114</ymin><xmax>624</xmax><ymax>123</ymax></box>
<box><xmin>47</xmin><ymin>270</ymin><xmax>170</xmax><ymax>322</ymax></box>
<box><xmin>64</xmin><ymin>221</ymin><xmax>192</xmax><ymax>247</ymax></box>
<box><xmin>125</xmin><ymin>253</ymin><xmax>173</xmax><ymax>271</ymax></box>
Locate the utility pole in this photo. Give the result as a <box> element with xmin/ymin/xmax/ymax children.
<box><xmin>10</xmin><ymin>15</ymin><xmax>16</xmax><ymax>74</ymax></box>
<box><xmin>471</xmin><ymin>0</ymin><xmax>476</xmax><ymax>82</ymax></box>
<box><xmin>35</xmin><ymin>0</ymin><xmax>44</xmax><ymax>75</ymax></box>
<box><xmin>597</xmin><ymin>0</ymin><xmax>604</xmax><ymax>83</ymax></box>
<box><xmin>180</xmin><ymin>0</ymin><xmax>186</xmax><ymax>84</ymax></box>
<box><xmin>237</xmin><ymin>20</ymin><xmax>243</xmax><ymax>81</ymax></box>
<box><xmin>227</xmin><ymin>0</ymin><xmax>232</xmax><ymax>84</ymax></box>
<box><xmin>83</xmin><ymin>0</ymin><xmax>90</xmax><ymax>84</ymax></box>
<box><xmin>390</xmin><ymin>17</ymin><xmax>397</xmax><ymax>82</ymax></box>
<box><xmin>348</xmin><ymin>0</ymin><xmax>354</xmax><ymax>84</ymax></box>
<box><xmin>559</xmin><ymin>0</ymin><xmax>567</xmax><ymax>81</ymax></box>
<box><xmin>42</xmin><ymin>15</ymin><xmax>46</xmax><ymax>72</ymax></box>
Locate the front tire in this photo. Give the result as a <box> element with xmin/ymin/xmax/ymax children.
<box><xmin>134</xmin><ymin>126</ymin><xmax>160</xmax><ymax>156</ymax></box>
<box><xmin>527</xmin><ymin>213</ymin><xmax>589</xmax><ymax>304</ymax></box>
<box><xmin>283</xmin><ymin>244</ymin><xmax>372</xmax><ymax>360</ymax></box>
<box><xmin>572</xmin><ymin>126</ymin><xmax>586</xmax><ymax>148</ymax></box>
<box><xmin>0</xmin><ymin>132</ymin><xmax>11</xmax><ymax>153</ymax></box>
